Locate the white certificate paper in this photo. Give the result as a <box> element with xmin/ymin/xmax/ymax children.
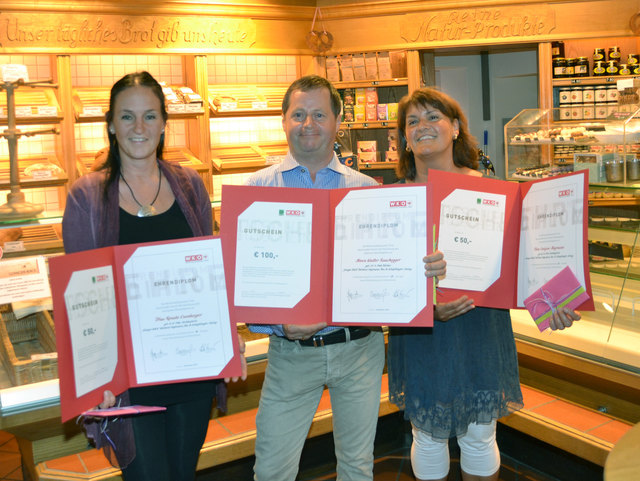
<box><xmin>64</xmin><ymin>266</ymin><xmax>117</xmax><ymax>397</ymax></box>
<box><xmin>234</xmin><ymin>201</ymin><xmax>312</xmax><ymax>308</ymax></box>
<box><xmin>332</xmin><ymin>185</ymin><xmax>427</xmax><ymax>324</ymax></box>
<box><xmin>438</xmin><ymin>189</ymin><xmax>506</xmax><ymax>291</ymax></box>
<box><xmin>123</xmin><ymin>239</ymin><xmax>234</xmax><ymax>384</ymax></box>
<box><xmin>517</xmin><ymin>175</ymin><xmax>585</xmax><ymax>306</ymax></box>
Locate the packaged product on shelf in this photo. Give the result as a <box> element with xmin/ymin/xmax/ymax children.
<box><xmin>355</xmin><ymin>88</ymin><xmax>366</xmax><ymax>105</ymax></box>
<box><xmin>377</xmin><ymin>104</ymin><xmax>388</xmax><ymax>120</ymax></box>
<box><xmin>365</xmin><ymin>87</ymin><xmax>378</xmax><ymax>104</ymax></box>
<box><xmin>353</xmin><ymin>53</ymin><xmax>366</xmax><ymax>81</ymax></box>
<box><xmin>339</xmin><ymin>54</ymin><xmax>355</xmax><ymax>81</ymax></box>
<box><xmin>388</xmin><ymin>103</ymin><xmax>398</xmax><ymax>120</ymax></box>
<box><xmin>358</xmin><ymin>151</ymin><xmax>378</xmax><ymax>163</ymax></box>
<box><xmin>326</xmin><ymin>56</ymin><xmax>340</xmax><ymax>82</ymax></box>
<box><xmin>364</xmin><ymin>52</ymin><xmax>378</xmax><ymax>80</ymax></box>
<box><xmin>342</xmin><ymin>88</ymin><xmax>355</xmax><ymax>105</ymax></box>
<box><xmin>387</xmin><ymin>130</ymin><xmax>397</xmax><ymax>151</ymax></box>
<box><xmin>343</xmin><ymin>104</ymin><xmax>354</xmax><ymax>122</ymax></box>
<box><xmin>377</xmin><ymin>51</ymin><xmax>392</xmax><ymax>79</ymax></box>
<box><xmin>389</xmin><ymin>51</ymin><xmax>407</xmax><ymax>78</ymax></box>
<box><xmin>365</xmin><ymin>102</ymin><xmax>377</xmax><ymax>121</ymax></box>
<box><xmin>176</xmin><ymin>87</ymin><xmax>203</xmax><ymax>105</ymax></box>
<box><xmin>354</xmin><ymin>104</ymin><xmax>365</xmax><ymax>122</ymax></box>
<box><xmin>357</xmin><ymin>140</ymin><xmax>377</xmax><ymax>153</ymax></box>
<box><xmin>386</xmin><ymin>150</ymin><xmax>399</xmax><ymax>162</ymax></box>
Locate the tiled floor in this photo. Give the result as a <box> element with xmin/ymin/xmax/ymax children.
<box><xmin>0</xmin><ymin>431</ymin><xmax>22</xmax><ymax>481</ymax></box>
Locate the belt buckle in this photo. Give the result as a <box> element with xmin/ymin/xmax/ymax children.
<box><xmin>312</xmin><ymin>336</ymin><xmax>324</xmax><ymax>347</ymax></box>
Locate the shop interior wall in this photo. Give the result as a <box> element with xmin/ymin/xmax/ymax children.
<box><xmin>432</xmin><ymin>49</ymin><xmax>538</xmax><ymax>180</ymax></box>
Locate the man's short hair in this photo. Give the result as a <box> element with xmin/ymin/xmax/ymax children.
<box><xmin>282</xmin><ymin>75</ymin><xmax>342</xmax><ymax>118</ymax></box>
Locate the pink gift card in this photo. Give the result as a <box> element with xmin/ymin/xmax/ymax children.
<box><xmin>524</xmin><ymin>266</ymin><xmax>590</xmax><ymax>332</ymax></box>
<box><xmin>81</xmin><ymin>405</ymin><xmax>167</xmax><ymax>418</ymax></box>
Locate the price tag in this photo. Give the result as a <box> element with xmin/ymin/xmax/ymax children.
<box><xmin>30</xmin><ymin>169</ymin><xmax>54</xmax><ymax>179</ymax></box>
<box><xmin>31</xmin><ymin>352</ymin><xmax>58</xmax><ymax>361</ymax></box>
<box><xmin>3</xmin><ymin>241</ymin><xmax>25</xmax><ymax>252</ymax></box>
<box><xmin>219</xmin><ymin>101</ymin><xmax>237</xmax><ymax>111</ymax></box>
<box><xmin>82</xmin><ymin>106</ymin><xmax>103</xmax><ymax>116</ymax></box>
<box><xmin>167</xmin><ymin>103</ymin><xmax>186</xmax><ymax>113</ymax></box>
<box><xmin>251</xmin><ymin>101</ymin><xmax>268</xmax><ymax>110</ymax></box>
<box><xmin>37</xmin><ymin>105</ymin><xmax>57</xmax><ymax>116</ymax></box>
<box><xmin>1</xmin><ymin>64</ymin><xmax>29</xmax><ymax>82</ymax></box>
<box><xmin>184</xmin><ymin>103</ymin><xmax>203</xmax><ymax>113</ymax></box>
<box><xmin>15</xmin><ymin>106</ymin><xmax>33</xmax><ymax>117</ymax></box>
<box><xmin>265</xmin><ymin>155</ymin><xmax>285</xmax><ymax>164</ymax></box>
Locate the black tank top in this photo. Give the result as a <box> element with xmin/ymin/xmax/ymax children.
<box><xmin>118</xmin><ymin>201</ymin><xmax>193</xmax><ymax>245</ymax></box>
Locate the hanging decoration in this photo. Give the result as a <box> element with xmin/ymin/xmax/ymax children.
<box><xmin>305</xmin><ymin>8</ymin><xmax>334</xmax><ymax>54</ymax></box>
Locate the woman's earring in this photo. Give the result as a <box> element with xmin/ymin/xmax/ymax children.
<box><xmin>406</xmin><ymin>145</ymin><xmax>412</xmax><ymax>152</ymax></box>
<box><xmin>109</xmin><ymin>127</ymin><xmax>115</xmax><ymax>134</ymax></box>
<box><xmin>453</xmin><ymin>133</ymin><xmax>458</xmax><ymax>140</ymax></box>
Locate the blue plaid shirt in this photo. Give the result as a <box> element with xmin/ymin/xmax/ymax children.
<box><xmin>246</xmin><ymin>151</ymin><xmax>378</xmax><ymax>337</ymax></box>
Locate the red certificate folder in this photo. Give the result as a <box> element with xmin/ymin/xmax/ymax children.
<box><xmin>50</xmin><ymin>236</ymin><xmax>241</xmax><ymax>422</ymax></box>
<box><xmin>220</xmin><ymin>183</ymin><xmax>434</xmax><ymax>327</ymax></box>
<box><xmin>430</xmin><ymin>169</ymin><xmax>593</xmax><ymax>311</ymax></box>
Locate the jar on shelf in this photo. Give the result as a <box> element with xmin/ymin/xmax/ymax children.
<box><xmin>606</xmin><ymin>85</ymin><xmax>619</xmax><ymax>103</ymax></box>
<box><xmin>558</xmin><ymin>87</ymin><xmax>571</xmax><ymax>104</ymax></box>
<box><xmin>582</xmin><ymin>86</ymin><xmax>595</xmax><ymax>103</ymax></box>
<box><xmin>628</xmin><ymin>53</ymin><xmax>639</xmax><ymax>66</ymax></box>
<box><xmin>593</xmin><ymin>48</ymin><xmax>606</xmax><ymax>61</ymax></box>
<box><xmin>582</xmin><ymin>103</ymin><xmax>595</xmax><ymax>120</ymax></box>
<box><xmin>619</xmin><ymin>64</ymin><xmax>631</xmax><ymax>76</ymax></box>
<box><xmin>593</xmin><ymin>61</ymin><xmax>606</xmax><ymax>76</ymax></box>
<box><xmin>595</xmin><ymin>85</ymin><xmax>608</xmax><ymax>102</ymax></box>
<box><xmin>566</xmin><ymin>58</ymin><xmax>576</xmax><ymax>77</ymax></box>
<box><xmin>595</xmin><ymin>102</ymin><xmax>608</xmax><ymax>119</ymax></box>
<box><xmin>570</xmin><ymin>86</ymin><xmax>583</xmax><ymax>103</ymax></box>
<box><xmin>575</xmin><ymin>57</ymin><xmax>590</xmax><ymax>77</ymax></box>
<box><xmin>571</xmin><ymin>103</ymin><xmax>584</xmax><ymax>120</ymax></box>
<box><xmin>552</xmin><ymin>41</ymin><xmax>565</xmax><ymax>58</ymax></box>
<box><xmin>607</xmin><ymin>102</ymin><xmax>618</xmax><ymax>117</ymax></box>
<box><xmin>608</xmin><ymin>46</ymin><xmax>621</xmax><ymax>61</ymax></box>
<box><xmin>552</xmin><ymin>57</ymin><xmax>567</xmax><ymax>78</ymax></box>
<box><xmin>606</xmin><ymin>60</ymin><xmax>619</xmax><ymax>75</ymax></box>
<box><xmin>634</xmin><ymin>64</ymin><xmax>640</xmax><ymax>75</ymax></box>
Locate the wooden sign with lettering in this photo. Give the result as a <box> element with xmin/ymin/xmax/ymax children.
<box><xmin>400</xmin><ymin>6</ymin><xmax>556</xmax><ymax>46</ymax></box>
<box><xmin>0</xmin><ymin>13</ymin><xmax>257</xmax><ymax>52</ymax></box>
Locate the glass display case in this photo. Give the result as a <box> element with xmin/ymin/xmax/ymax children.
<box><xmin>506</xmin><ymin>107</ymin><xmax>640</xmax><ymax>375</ymax></box>
<box><xmin>504</xmin><ymin>105</ymin><xmax>640</xmax><ymax>185</ymax></box>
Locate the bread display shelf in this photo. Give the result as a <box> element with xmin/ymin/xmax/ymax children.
<box><xmin>0</xmin><ymin>223</ymin><xmax>63</xmax><ymax>258</ymax></box>
<box><xmin>211</xmin><ymin>142</ymin><xmax>287</xmax><ymax>174</ymax></box>
<box><xmin>72</xmin><ymin>87</ymin><xmax>205</xmax><ymax>122</ymax></box>
<box><xmin>208</xmin><ymin>84</ymin><xmax>288</xmax><ymax>117</ymax></box>
<box><xmin>0</xmin><ymin>309</ymin><xmax>57</xmax><ymax>387</ymax></box>
<box><xmin>0</xmin><ymin>154</ymin><xmax>67</xmax><ymax>188</ymax></box>
<box><xmin>76</xmin><ymin>147</ymin><xmax>208</xmax><ymax>176</ymax></box>
<box><xmin>0</xmin><ymin>88</ymin><xmax>62</xmax><ymax>125</ymax></box>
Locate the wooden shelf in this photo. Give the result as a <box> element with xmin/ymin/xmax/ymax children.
<box><xmin>72</xmin><ymin>87</ymin><xmax>204</xmax><ymax>123</ymax></box>
<box><xmin>0</xmin><ymin>223</ymin><xmax>63</xmax><ymax>258</ymax></box>
<box><xmin>358</xmin><ymin>160</ymin><xmax>398</xmax><ymax>170</ymax></box>
<box><xmin>333</xmin><ymin>78</ymin><xmax>408</xmax><ymax>89</ymax></box>
<box><xmin>208</xmin><ymin>84</ymin><xmax>288</xmax><ymax>117</ymax></box>
<box><xmin>211</xmin><ymin>142</ymin><xmax>287</xmax><ymax>174</ymax></box>
<box><xmin>0</xmin><ymin>154</ymin><xmax>67</xmax><ymax>188</ymax></box>
<box><xmin>0</xmin><ymin>88</ymin><xmax>62</xmax><ymax>125</ymax></box>
<box><xmin>76</xmin><ymin>147</ymin><xmax>208</xmax><ymax>176</ymax></box>
<box><xmin>341</xmin><ymin>120</ymin><xmax>397</xmax><ymax>129</ymax></box>
<box><xmin>552</xmin><ymin>75</ymin><xmax>639</xmax><ymax>87</ymax></box>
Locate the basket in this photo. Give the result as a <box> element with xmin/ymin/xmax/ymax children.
<box><xmin>0</xmin><ymin>309</ymin><xmax>58</xmax><ymax>386</ymax></box>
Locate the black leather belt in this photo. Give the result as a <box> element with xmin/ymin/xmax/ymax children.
<box><xmin>288</xmin><ymin>327</ymin><xmax>370</xmax><ymax>347</ymax></box>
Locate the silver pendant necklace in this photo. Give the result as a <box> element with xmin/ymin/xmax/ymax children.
<box><xmin>120</xmin><ymin>164</ymin><xmax>162</xmax><ymax>217</ymax></box>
